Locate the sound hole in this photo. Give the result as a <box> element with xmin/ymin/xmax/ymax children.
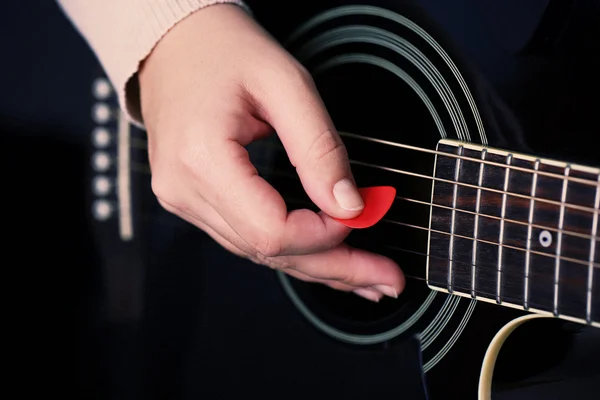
<box><xmin>254</xmin><ymin>61</ymin><xmax>442</xmax><ymax>336</ymax></box>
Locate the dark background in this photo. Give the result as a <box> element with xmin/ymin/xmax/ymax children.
<box><xmin>2</xmin><ymin>0</ymin><xmax>599</xmax><ymax>399</ymax></box>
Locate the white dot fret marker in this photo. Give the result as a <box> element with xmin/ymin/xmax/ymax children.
<box><xmin>539</xmin><ymin>230</ymin><xmax>552</xmax><ymax>247</ymax></box>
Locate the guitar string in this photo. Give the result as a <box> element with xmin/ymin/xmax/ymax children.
<box><xmin>277</xmin><ymin>196</ymin><xmax>600</xmax><ymax>317</ymax></box>
<box><xmin>370</xmin><ymin>245</ymin><xmax>562</xmax><ymax>308</ymax></box>
<box><xmin>125</xmin><ymin>144</ymin><xmax>600</xmax><ymax>243</ymax></box>
<box><xmin>125</xmin><ymin>159</ymin><xmax>594</xmax><ymax>307</ymax></box>
<box><xmin>397</xmin><ymin>197</ymin><xmax>592</xmax><ymax>240</ymax></box>
<box><xmin>339</xmin><ymin>131</ymin><xmax>600</xmax><ymax>186</ymax></box>
<box><xmin>128</xmin><ymin>137</ymin><xmax>600</xmax><ymax>215</ymax></box>
<box><xmin>128</xmin><ymin>161</ymin><xmax>600</xmax><ymax>269</ymax></box>
<box><xmin>129</xmin><ymin>130</ymin><xmax>600</xmax><ymax>188</ymax></box>
<box><xmin>280</xmin><ymin>193</ymin><xmax>600</xmax><ymax>269</ymax></box>
<box><xmin>133</xmin><ymin>194</ymin><xmax>581</xmax><ymax>309</ymax></box>
<box><xmin>132</xmin><ymin>205</ymin><xmax>505</xmax><ymax>280</ymax></box>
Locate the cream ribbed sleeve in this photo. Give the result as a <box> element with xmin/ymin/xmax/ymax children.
<box><xmin>57</xmin><ymin>0</ymin><xmax>250</xmax><ymax>126</ymax></box>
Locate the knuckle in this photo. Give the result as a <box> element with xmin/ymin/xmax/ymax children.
<box><xmin>155</xmin><ymin>197</ymin><xmax>172</xmax><ymax>212</ymax></box>
<box><xmin>283</xmin><ymin>59</ymin><xmax>313</xmax><ymax>84</ymax></box>
<box><xmin>258</xmin><ymin>256</ymin><xmax>291</xmax><ymax>271</ymax></box>
<box><xmin>338</xmin><ymin>267</ymin><xmax>357</xmax><ymax>285</ymax></box>
<box><xmin>293</xmin><ymin>64</ymin><xmax>314</xmax><ymax>87</ymax></box>
<box><xmin>251</xmin><ymin>231</ymin><xmax>283</xmax><ymax>258</ymax></box>
<box><xmin>151</xmin><ymin>176</ymin><xmax>183</xmax><ymax>212</ymax></box>
<box><xmin>337</xmin><ymin>248</ymin><xmax>357</xmax><ymax>284</ymax></box>
<box><xmin>151</xmin><ymin>176</ymin><xmax>170</xmax><ymax>204</ymax></box>
<box><xmin>178</xmin><ymin>146</ymin><xmax>204</xmax><ymax>175</ymax></box>
<box><xmin>277</xmin><ymin>59</ymin><xmax>316</xmax><ymax>94</ymax></box>
<box><xmin>306</xmin><ymin>129</ymin><xmax>347</xmax><ymax>163</ymax></box>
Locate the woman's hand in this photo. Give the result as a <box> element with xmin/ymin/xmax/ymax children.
<box><xmin>138</xmin><ymin>4</ymin><xmax>404</xmax><ymax>302</ymax></box>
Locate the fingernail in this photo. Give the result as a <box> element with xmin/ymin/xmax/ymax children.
<box><xmin>372</xmin><ymin>285</ymin><xmax>398</xmax><ymax>299</ymax></box>
<box><xmin>333</xmin><ymin>178</ymin><xmax>364</xmax><ymax>211</ymax></box>
<box><xmin>353</xmin><ymin>288</ymin><xmax>382</xmax><ymax>302</ymax></box>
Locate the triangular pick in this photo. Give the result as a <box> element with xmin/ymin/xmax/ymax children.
<box><xmin>333</xmin><ymin>186</ymin><xmax>396</xmax><ymax>229</ymax></box>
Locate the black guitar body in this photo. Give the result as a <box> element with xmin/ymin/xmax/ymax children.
<box><xmin>85</xmin><ymin>1</ymin><xmax>600</xmax><ymax>399</ymax></box>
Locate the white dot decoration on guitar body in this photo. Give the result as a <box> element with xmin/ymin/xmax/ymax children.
<box><xmin>92</xmin><ymin>102</ymin><xmax>112</xmax><ymax>124</ymax></box>
<box><xmin>539</xmin><ymin>230</ymin><xmax>552</xmax><ymax>248</ymax></box>
<box><xmin>92</xmin><ymin>151</ymin><xmax>111</xmax><ymax>171</ymax></box>
<box><xmin>92</xmin><ymin>77</ymin><xmax>112</xmax><ymax>100</ymax></box>
<box><xmin>92</xmin><ymin>127</ymin><xmax>111</xmax><ymax>148</ymax></box>
<box><xmin>92</xmin><ymin>199</ymin><xmax>112</xmax><ymax>221</ymax></box>
<box><xmin>93</xmin><ymin>175</ymin><xmax>112</xmax><ymax>196</ymax></box>
<box><xmin>88</xmin><ymin>74</ymin><xmax>134</xmax><ymax>240</ymax></box>
<box><xmin>90</xmin><ymin>76</ymin><xmax>116</xmax><ymax>223</ymax></box>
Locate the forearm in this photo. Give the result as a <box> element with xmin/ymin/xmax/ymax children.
<box><xmin>56</xmin><ymin>0</ymin><xmax>250</xmax><ymax>126</ymax></box>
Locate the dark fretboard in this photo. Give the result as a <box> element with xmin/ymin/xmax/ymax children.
<box><xmin>426</xmin><ymin>139</ymin><xmax>600</xmax><ymax>328</ymax></box>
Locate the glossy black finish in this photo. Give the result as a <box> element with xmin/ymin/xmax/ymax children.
<box><xmin>3</xmin><ymin>1</ymin><xmax>600</xmax><ymax>399</ymax></box>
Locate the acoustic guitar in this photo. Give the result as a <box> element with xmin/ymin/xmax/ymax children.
<box><xmin>85</xmin><ymin>1</ymin><xmax>600</xmax><ymax>398</ymax></box>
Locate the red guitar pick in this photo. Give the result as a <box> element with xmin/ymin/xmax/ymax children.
<box><xmin>333</xmin><ymin>186</ymin><xmax>396</xmax><ymax>229</ymax></box>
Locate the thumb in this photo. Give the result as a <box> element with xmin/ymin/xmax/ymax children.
<box><xmin>255</xmin><ymin>63</ymin><xmax>364</xmax><ymax>219</ymax></box>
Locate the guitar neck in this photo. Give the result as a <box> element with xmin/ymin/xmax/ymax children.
<box><xmin>426</xmin><ymin>139</ymin><xmax>600</xmax><ymax>328</ymax></box>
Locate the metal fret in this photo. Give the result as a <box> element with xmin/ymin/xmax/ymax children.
<box><xmin>524</xmin><ymin>159</ymin><xmax>540</xmax><ymax>310</ymax></box>
<box><xmin>447</xmin><ymin>145</ymin><xmax>464</xmax><ymax>293</ymax></box>
<box><xmin>471</xmin><ymin>149</ymin><xmax>486</xmax><ymax>298</ymax></box>
<box><xmin>554</xmin><ymin>165</ymin><xmax>571</xmax><ymax>316</ymax></box>
<box><xmin>587</xmin><ymin>175</ymin><xmax>600</xmax><ymax>323</ymax></box>
<box><xmin>427</xmin><ymin>139</ymin><xmax>600</xmax><ymax>329</ymax></box>
<box><xmin>497</xmin><ymin>154</ymin><xmax>513</xmax><ymax>304</ymax></box>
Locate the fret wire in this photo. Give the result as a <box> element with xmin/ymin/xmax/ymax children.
<box><xmin>471</xmin><ymin>149</ymin><xmax>486</xmax><ymax>298</ymax></box>
<box><xmin>587</xmin><ymin>174</ymin><xmax>600</xmax><ymax>323</ymax></box>
<box><xmin>524</xmin><ymin>159</ymin><xmax>540</xmax><ymax>310</ymax></box>
<box><xmin>337</xmin><ymin>132</ymin><xmax>600</xmax><ymax>187</ymax></box>
<box><xmin>447</xmin><ymin>145</ymin><xmax>464</xmax><ymax>293</ymax></box>
<box><xmin>384</xmin><ymin>219</ymin><xmax>600</xmax><ymax>268</ymax></box>
<box><xmin>497</xmin><ymin>154</ymin><xmax>513</xmax><ymax>304</ymax></box>
<box><xmin>350</xmin><ymin>159</ymin><xmax>598</xmax><ymax>215</ymax></box>
<box><xmin>554</xmin><ymin>165</ymin><xmax>570</xmax><ymax>316</ymax></box>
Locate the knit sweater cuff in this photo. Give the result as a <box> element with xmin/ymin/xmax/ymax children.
<box><xmin>57</xmin><ymin>0</ymin><xmax>250</xmax><ymax>127</ymax></box>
